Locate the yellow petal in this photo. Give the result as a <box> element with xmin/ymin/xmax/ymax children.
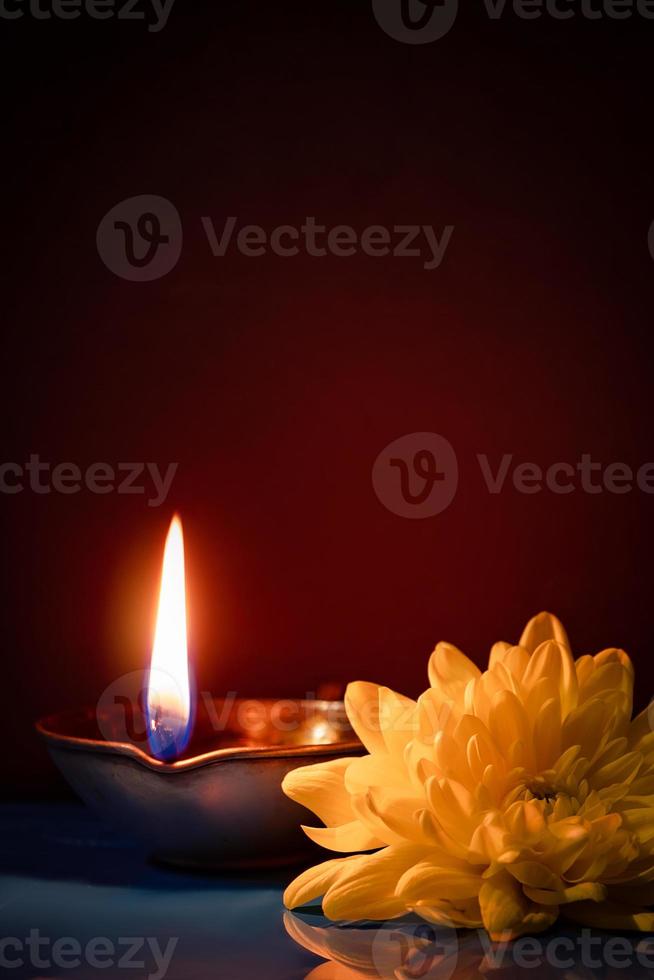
<box><xmin>489</xmin><ymin>641</ymin><xmax>512</xmax><ymax>669</ymax></box>
<box><xmin>522</xmin><ymin>640</ymin><xmax>578</xmax><ymax>717</ymax></box>
<box><xmin>302</xmin><ymin>820</ymin><xmax>384</xmax><ymax>853</ymax></box>
<box><xmin>471</xmin><ymin>670</ymin><xmax>510</xmax><ymax>727</ymax></box>
<box><xmin>426</xmin><ymin>777</ymin><xmax>477</xmax><ymax>842</ymax></box>
<box><xmin>414</xmin><ymin>900</ymin><xmax>483</xmax><ymax>928</ymax></box>
<box><xmin>523</xmin><ymin>881</ymin><xmax>606</xmax><ymax>906</ymax></box>
<box><xmin>533</xmin><ymin>697</ymin><xmax>562</xmax><ymax>770</ymax></box>
<box><xmin>417</xmin><ymin>688</ymin><xmax>459</xmax><ymax>740</ymax></box>
<box><xmin>507</xmin><ymin>862</ymin><xmax>562</xmax><ymax>890</ymax></box>
<box><xmin>366</xmin><ymin>785</ymin><xmax>433</xmax><ymax>844</ymax></box>
<box><xmin>344</xmin><ymin>681</ymin><xmax>386</xmax><ymax>755</ymax></box>
<box><xmin>595</xmin><ymin>646</ymin><xmax>634</xmax><ymax>678</ymax></box>
<box><xmin>488</xmin><ymin>689</ymin><xmax>532</xmax><ymax>766</ymax></box>
<box><xmin>282</xmin><ymin>758</ymin><xmax>355</xmax><ymax>827</ymax></box>
<box><xmin>487</xmin><ymin>660</ymin><xmax>522</xmax><ymax>701</ymax></box>
<box><xmin>466</xmin><ymin>733</ymin><xmax>498</xmax><ymax>785</ymax></box>
<box><xmin>576</xmin><ymin>655</ymin><xmax>635</xmax><ymax>740</ymax></box>
<box><xmin>417</xmin><ymin>809</ymin><xmax>472</xmax><ymax>861</ymax></box>
<box><xmin>434</xmin><ymin>730</ymin><xmax>467</xmax><ymax>780</ymax></box>
<box><xmin>489</xmin><ymin>643</ymin><xmax>531</xmax><ymax>682</ymax></box>
<box><xmin>618</xmin><ymin>807</ymin><xmax>654</xmax><ymax>844</ymax></box>
<box><xmin>519</xmin><ymin>612</ymin><xmax>570</xmax><ymax>654</ymax></box>
<box><xmin>283</xmin><ymin>856</ymin><xmax>363</xmax><ymax>909</ymax></box>
<box><xmin>590</xmin><ymin>751</ymin><xmax>643</xmax><ymax>790</ymax></box>
<box><xmin>352</xmin><ymin>786</ymin><xmax>429</xmax><ymax>844</ymax></box>
<box><xmin>629</xmin><ymin>706</ymin><xmax>653</xmax><ymax>750</ymax></box>
<box><xmin>561</xmin><ymin>698</ymin><xmax>609</xmax><ymax>760</ymax></box>
<box><xmin>578</xmin><ymin>655</ymin><xmax>634</xmax><ymax>708</ymax></box>
<box><xmin>479</xmin><ymin>871</ymin><xmax>557</xmax><ymax>940</ymax></box>
<box><xmin>378</xmin><ymin>686</ymin><xmax>418</xmax><ymax>757</ymax></box>
<box><xmin>349</xmin><ymin>791</ymin><xmax>412</xmax><ymax>847</ymax></box>
<box><xmin>404</xmin><ymin>737</ymin><xmax>437</xmax><ymax>790</ymax></box>
<box><xmin>396</xmin><ymin>861</ymin><xmax>482</xmax><ymax>902</ymax></box>
<box><xmin>428</xmin><ymin>642</ymin><xmax>480</xmax><ymax>701</ymax></box>
<box><xmin>322</xmin><ymin>844</ymin><xmax>424</xmax><ymax>920</ymax></box>
<box><xmin>469</xmin><ymin>811</ymin><xmax>513</xmax><ymax>864</ymax></box>
<box><xmin>344</xmin><ymin>752</ymin><xmax>406</xmax><ymax>794</ymax></box>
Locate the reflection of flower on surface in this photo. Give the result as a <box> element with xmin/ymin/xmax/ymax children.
<box><xmin>283</xmin><ymin>613</ymin><xmax>654</xmax><ymax>941</ymax></box>
<box><xmin>284</xmin><ymin>911</ymin><xmax>469</xmax><ymax>980</ymax></box>
<box><xmin>285</xmin><ymin>912</ymin><xmax>654</xmax><ymax>980</ymax></box>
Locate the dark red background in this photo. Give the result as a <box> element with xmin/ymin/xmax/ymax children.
<box><xmin>1</xmin><ymin>2</ymin><xmax>653</xmax><ymax>797</ymax></box>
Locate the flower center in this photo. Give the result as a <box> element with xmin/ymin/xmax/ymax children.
<box><xmin>523</xmin><ymin>775</ymin><xmax>563</xmax><ymax>804</ymax></box>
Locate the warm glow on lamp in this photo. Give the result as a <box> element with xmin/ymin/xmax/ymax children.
<box><xmin>146</xmin><ymin>514</ymin><xmax>192</xmax><ymax>760</ymax></box>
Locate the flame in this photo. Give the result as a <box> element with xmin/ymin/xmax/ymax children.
<box><xmin>146</xmin><ymin>515</ymin><xmax>192</xmax><ymax>760</ymax></box>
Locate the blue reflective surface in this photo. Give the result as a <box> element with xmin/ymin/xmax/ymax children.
<box><xmin>1</xmin><ymin>804</ymin><xmax>653</xmax><ymax>980</ymax></box>
<box><xmin>0</xmin><ymin>803</ymin><xmax>316</xmax><ymax>979</ymax></box>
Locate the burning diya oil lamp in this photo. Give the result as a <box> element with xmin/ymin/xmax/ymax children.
<box><xmin>37</xmin><ymin>516</ymin><xmax>362</xmax><ymax>869</ymax></box>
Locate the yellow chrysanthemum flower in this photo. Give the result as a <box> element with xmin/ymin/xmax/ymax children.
<box><xmin>283</xmin><ymin>613</ymin><xmax>654</xmax><ymax>941</ymax></box>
